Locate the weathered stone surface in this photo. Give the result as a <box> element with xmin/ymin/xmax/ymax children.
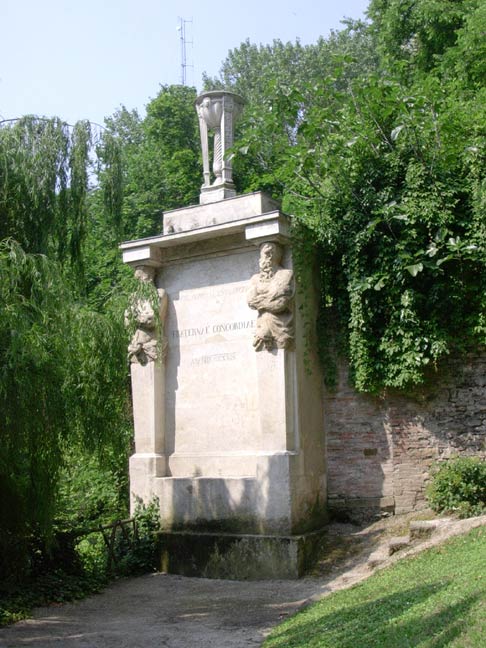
<box><xmin>158</xmin><ymin>528</ymin><xmax>326</xmax><ymax>579</ymax></box>
<box><xmin>121</xmin><ymin>195</ymin><xmax>326</xmax><ymax>572</ymax></box>
<box><xmin>125</xmin><ymin>265</ymin><xmax>167</xmax><ymax>365</ymax></box>
<box><xmin>162</xmin><ymin>191</ymin><xmax>280</xmax><ymax>234</ymax></box>
<box><xmin>409</xmin><ymin>520</ymin><xmax>441</xmax><ymax>540</ymax></box>
<box><xmin>388</xmin><ymin>536</ymin><xmax>410</xmax><ymax>555</ymax></box>
<box><xmin>247</xmin><ymin>242</ymin><xmax>295</xmax><ymax>351</ymax></box>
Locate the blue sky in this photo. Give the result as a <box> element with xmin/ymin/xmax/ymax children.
<box><xmin>1</xmin><ymin>0</ymin><xmax>369</xmax><ymax>125</ymax></box>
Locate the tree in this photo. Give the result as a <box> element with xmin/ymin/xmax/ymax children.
<box><xmin>209</xmin><ymin>1</ymin><xmax>486</xmax><ymax>392</ymax></box>
<box><xmin>84</xmin><ymin>85</ymin><xmax>201</xmax><ymax>309</ymax></box>
<box><xmin>0</xmin><ymin>117</ymin><xmax>129</xmax><ymax>581</ymax></box>
<box><xmin>101</xmin><ymin>85</ymin><xmax>200</xmax><ymax>240</ymax></box>
<box><xmin>203</xmin><ymin>22</ymin><xmax>378</xmax><ymax>198</ymax></box>
<box><xmin>367</xmin><ymin>0</ymin><xmax>480</xmax><ymax>73</ymax></box>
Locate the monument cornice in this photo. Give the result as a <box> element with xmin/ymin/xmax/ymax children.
<box><xmin>120</xmin><ymin>209</ymin><xmax>292</xmax><ymax>267</ymax></box>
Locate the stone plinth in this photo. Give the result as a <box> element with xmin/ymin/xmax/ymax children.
<box><xmin>163</xmin><ymin>191</ymin><xmax>280</xmax><ymax>234</ymax></box>
<box><xmin>158</xmin><ymin>528</ymin><xmax>326</xmax><ymax>580</ymax></box>
<box><xmin>121</xmin><ymin>192</ymin><xmax>326</xmax><ymax>577</ymax></box>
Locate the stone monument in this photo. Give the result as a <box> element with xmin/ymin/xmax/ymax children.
<box><xmin>120</xmin><ymin>91</ymin><xmax>327</xmax><ymax>579</ymax></box>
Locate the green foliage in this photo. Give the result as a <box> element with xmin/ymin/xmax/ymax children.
<box><xmin>101</xmin><ymin>85</ymin><xmax>200</xmax><ymax>239</ymax></box>
<box><xmin>0</xmin><ymin>501</ymin><xmax>161</xmax><ymax>627</ymax></box>
<box><xmin>368</xmin><ymin>0</ymin><xmax>481</xmax><ymax>74</ymax></box>
<box><xmin>85</xmin><ymin>85</ymin><xmax>201</xmax><ymax>309</ymax></box>
<box><xmin>427</xmin><ymin>457</ymin><xmax>486</xmax><ymax>518</ymax></box>
<box><xmin>205</xmin><ymin>24</ymin><xmax>378</xmax><ymax>199</ymax></box>
<box><xmin>0</xmin><ymin>240</ymin><xmax>131</xmax><ymax>581</ymax></box>
<box><xmin>0</xmin><ymin>240</ymin><xmax>72</xmax><ymax>569</ymax></box>
<box><xmin>0</xmin><ymin>568</ymin><xmax>108</xmax><ymax>627</ymax></box>
<box><xmin>57</xmin><ymin>452</ymin><xmax>129</xmax><ymax>531</ymax></box>
<box><xmin>221</xmin><ymin>0</ymin><xmax>486</xmax><ymax>392</ymax></box>
<box><xmin>74</xmin><ymin>499</ymin><xmax>161</xmax><ymax>580</ymax></box>
<box><xmin>264</xmin><ymin>527</ymin><xmax>486</xmax><ymax>647</ymax></box>
<box><xmin>0</xmin><ymin>116</ymin><xmax>122</xmax><ymax>267</ymax></box>
<box><xmin>0</xmin><ymin>84</ymin><xmax>199</xmax><ymax>595</ymax></box>
<box><xmin>114</xmin><ymin>499</ymin><xmax>161</xmax><ymax>575</ymax></box>
<box><xmin>205</xmin><ymin>24</ymin><xmax>377</xmax><ymax>106</ymax></box>
<box><xmin>0</xmin><ymin>117</ymin><xmax>130</xmax><ymax>582</ymax></box>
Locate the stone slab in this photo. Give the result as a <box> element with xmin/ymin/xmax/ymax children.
<box><xmin>157</xmin><ymin>528</ymin><xmax>327</xmax><ymax>579</ymax></box>
<box><xmin>388</xmin><ymin>536</ymin><xmax>410</xmax><ymax>555</ymax></box>
<box><xmin>199</xmin><ymin>182</ymin><xmax>236</xmax><ymax>205</ymax></box>
<box><xmin>163</xmin><ymin>191</ymin><xmax>280</xmax><ymax>234</ymax></box>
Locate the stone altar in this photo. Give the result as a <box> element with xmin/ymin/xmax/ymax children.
<box><xmin>120</xmin><ymin>94</ymin><xmax>326</xmax><ymax>579</ymax></box>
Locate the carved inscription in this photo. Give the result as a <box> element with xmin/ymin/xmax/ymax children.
<box><xmin>191</xmin><ymin>352</ymin><xmax>237</xmax><ymax>366</ymax></box>
<box><xmin>177</xmin><ymin>285</ymin><xmax>247</xmax><ymax>302</ymax></box>
<box><xmin>172</xmin><ymin>319</ymin><xmax>255</xmax><ymax>339</ymax></box>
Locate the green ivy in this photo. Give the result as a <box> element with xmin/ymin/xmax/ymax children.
<box><xmin>227</xmin><ymin>1</ymin><xmax>486</xmax><ymax>393</ymax></box>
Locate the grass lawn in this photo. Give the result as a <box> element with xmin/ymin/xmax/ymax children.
<box><xmin>264</xmin><ymin>526</ymin><xmax>486</xmax><ymax>648</ymax></box>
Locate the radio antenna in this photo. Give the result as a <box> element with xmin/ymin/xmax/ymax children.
<box><xmin>177</xmin><ymin>17</ymin><xmax>193</xmax><ymax>86</ymax></box>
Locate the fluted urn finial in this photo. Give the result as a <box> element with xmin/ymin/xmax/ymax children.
<box><xmin>195</xmin><ymin>91</ymin><xmax>244</xmax><ymax>205</ymax></box>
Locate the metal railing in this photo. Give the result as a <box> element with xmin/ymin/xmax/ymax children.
<box><xmin>75</xmin><ymin>518</ymin><xmax>138</xmax><ymax>571</ymax></box>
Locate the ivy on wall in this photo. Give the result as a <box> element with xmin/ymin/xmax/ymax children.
<box><xmin>211</xmin><ymin>0</ymin><xmax>486</xmax><ymax>392</ymax></box>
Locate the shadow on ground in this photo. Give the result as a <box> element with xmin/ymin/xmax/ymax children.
<box><xmin>265</xmin><ymin>582</ymin><xmax>479</xmax><ymax>648</ymax></box>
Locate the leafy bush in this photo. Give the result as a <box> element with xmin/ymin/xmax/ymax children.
<box><xmin>426</xmin><ymin>457</ymin><xmax>486</xmax><ymax>518</ymax></box>
<box><xmin>0</xmin><ymin>566</ymin><xmax>108</xmax><ymax>627</ymax></box>
<box><xmin>114</xmin><ymin>499</ymin><xmax>161</xmax><ymax>575</ymax></box>
<box><xmin>73</xmin><ymin>498</ymin><xmax>161</xmax><ymax>579</ymax></box>
<box><xmin>0</xmin><ymin>500</ymin><xmax>161</xmax><ymax>627</ymax></box>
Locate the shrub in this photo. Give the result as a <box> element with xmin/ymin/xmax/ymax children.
<box><xmin>0</xmin><ymin>500</ymin><xmax>161</xmax><ymax>627</ymax></box>
<box><xmin>114</xmin><ymin>499</ymin><xmax>161</xmax><ymax>575</ymax></box>
<box><xmin>426</xmin><ymin>457</ymin><xmax>486</xmax><ymax>518</ymax></box>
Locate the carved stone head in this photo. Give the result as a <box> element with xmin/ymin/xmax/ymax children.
<box><xmin>259</xmin><ymin>242</ymin><xmax>282</xmax><ymax>273</ymax></box>
<box><xmin>135</xmin><ymin>300</ymin><xmax>156</xmax><ymax>328</ymax></box>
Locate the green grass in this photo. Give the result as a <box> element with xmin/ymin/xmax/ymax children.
<box><xmin>264</xmin><ymin>527</ymin><xmax>486</xmax><ymax>648</ymax></box>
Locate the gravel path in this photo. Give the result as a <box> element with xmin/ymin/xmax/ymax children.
<box><xmin>1</xmin><ymin>514</ymin><xmax>484</xmax><ymax>648</ymax></box>
<box><xmin>0</xmin><ymin>573</ymin><xmax>343</xmax><ymax>648</ymax></box>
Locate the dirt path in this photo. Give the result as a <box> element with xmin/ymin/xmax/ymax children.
<box><xmin>1</xmin><ymin>513</ymin><xmax>485</xmax><ymax>648</ymax></box>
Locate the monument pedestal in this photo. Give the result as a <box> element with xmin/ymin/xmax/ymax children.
<box><xmin>121</xmin><ymin>192</ymin><xmax>327</xmax><ymax>578</ymax></box>
<box><xmin>158</xmin><ymin>528</ymin><xmax>326</xmax><ymax>580</ymax></box>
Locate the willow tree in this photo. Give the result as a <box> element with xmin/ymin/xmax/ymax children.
<box><xmin>84</xmin><ymin>85</ymin><xmax>201</xmax><ymax>310</ymax></box>
<box><xmin>0</xmin><ymin>117</ymin><xmax>128</xmax><ymax>581</ymax></box>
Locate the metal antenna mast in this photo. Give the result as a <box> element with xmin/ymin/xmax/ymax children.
<box><xmin>177</xmin><ymin>17</ymin><xmax>193</xmax><ymax>86</ymax></box>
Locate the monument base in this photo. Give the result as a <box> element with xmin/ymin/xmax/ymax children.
<box><xmin>199</xmin><ymin>182</ymin><xmax>237</xmax><ymax>205</ymax></box>
<box><xmin>157</xmin><ymin>528</ymin><xmax>327</xmax><ymax>580</ymax></box>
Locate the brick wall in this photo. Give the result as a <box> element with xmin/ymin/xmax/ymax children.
<box><xmin>325</xmin><ymin>352</ymin><xmax>486</xmax><ymax>520</ymax></box>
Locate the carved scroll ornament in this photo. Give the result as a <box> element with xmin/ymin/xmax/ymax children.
<box><xmin>247</xmin><ymin>242</ymin><xmax>295</xmax><ymax>351</ymax></box>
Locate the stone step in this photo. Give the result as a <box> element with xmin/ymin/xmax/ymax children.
<box><xmin>409</xmin><ymin>520</ymin><xmax>440</xmax><ymax>541</ymax></box>
<box><xmin>388</xmin><ymin>536</ymin><xmax>411</xmax><ymax>555</ymax></box>
<box><xmin>368</xmin><ymin>549</ymin><xmax>388</xmax><ymax>569</ymax></box>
